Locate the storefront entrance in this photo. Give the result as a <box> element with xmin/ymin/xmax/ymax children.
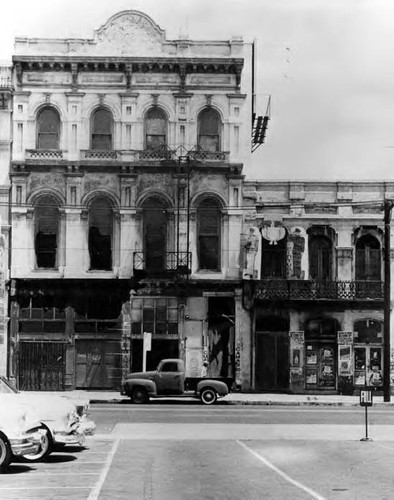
<box><xmin>304</xmin><ymin>317</ymin><xmax>338</xmax><ymax>391</ymax></box>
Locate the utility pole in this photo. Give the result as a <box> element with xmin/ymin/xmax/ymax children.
<box><xmin>383</xmin><ymin>200</ymin><xmax>394</xmax><ymax>402</ymax></box>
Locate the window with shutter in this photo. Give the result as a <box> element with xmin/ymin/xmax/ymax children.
<box><xmin>198</xmin><ymin>108</ymin><xmax>221</xmax><ymax>152</ymax></box>
<box><xmin>355</xmin><ymin>235</ymin><xmax>381</xmax><ymax>280</ymax></box>
<box><xmin>88</xmin><ymin>197</ymin><xmax>113</xmax><ymax>270</ymax></box>
<box><xmin>197</xmin><ymin>198</ymin><xmax>221</xmax><ymax>270</ymax></box>
<box><xmin>35</xmin><ymin>195</ymin><xmax>59</xmax><ymax>268</ymax></box>
<box><xmin>145</xmin><ymin>107</ymin><xmax>167</xmax><ymax>150</ymax></box>
<box><xmin>91</xmin><ymin>108</ymin><xmax>113</xmax><ymax>150</ymax></box>
<box><xmin>37</xmin><ymin>107</ymin><xmax>60</xmax><ymax>150</ymax></box>
<box><xmin>309</xmin><ymin>235</ymin><xmax>332</xmax><ymax>280</ymax></box>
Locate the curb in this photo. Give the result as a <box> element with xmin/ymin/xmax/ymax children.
<box><xmin>87</xmin><ymin>397</ymin><xmax>394</xmax><ymax>407</ymax></box>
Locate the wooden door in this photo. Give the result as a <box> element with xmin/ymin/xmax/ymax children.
<box><xmin>76</xmin><ymin>340</ymin><xmax>120</xmax><ymax>389</ymax></box>
<box><xmin>255</xmin><ymin>332</ymin><xmax>289</xmax><ymax>391</ymax></box>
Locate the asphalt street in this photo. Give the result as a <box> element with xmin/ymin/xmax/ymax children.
<box><xmin>1</xmin><ymin>404</ymin><xmax>394</xmax><ymax>499</ymax></box>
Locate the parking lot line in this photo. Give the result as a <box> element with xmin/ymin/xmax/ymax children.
<box><xmin>237</xmin><ymin>440</ymin><xmax>327</xmax><ymax>500</ymax></box>
<box><xmin>88</xmin><ymin>438</ymin><xmax>120</xmax><ymax>500</ymax></box>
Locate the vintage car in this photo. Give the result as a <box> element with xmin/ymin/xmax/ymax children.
<box><xmin>0</xmin><ymin>377</ymin><xmax>95</xmax><ymax>462</ymax></box>
<box><xmin>0</xmin><ymin>402</ymin><xmax>46</xmax><ymax>472</ymax></box>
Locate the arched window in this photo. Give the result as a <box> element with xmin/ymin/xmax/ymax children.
<box><xmin>309</xmin><ymin>235</ymin><xmax>332</xmax><ymax>280</ymax></box>
<box><xmin>91</xmin><ymin>108</ymin><xmax>113</xmax><ymax>150</ymax></box>
<box><xmin>145</xmin><ymin>107</ymin><xmax>167</xmax><ymax>150</ymax></box>
<box><xmin>197</xmin><ymin>198</ymin><xmax>221</xmax><ymax>270</ymax></box>
<box><xmin>143</xmin><ymin>197</ymin><xmax>168</xmax><ymax>273</ymax></box>
<box><xmin>198</xmin><ymin>108</ymin><xmax>221</xmax><ymax>152</ymax></box>
<box><xmin>37</xmin><ymin>107</ymin><xmax>60</xmax><ymax>149</ymax></box>
<box><xmin>88</xmin><ymin>197</ymin><xmax>113</xmax><ymax>270</ymax></box>
<box><xmin>356</xmin><ymin>235</ymin><xmax>381</xmax><ymax>280</ymax></box>
<box><xmin>35</xmin><ymin>195</ymin><xmax>60</xmax><ymax>268</ymax></box>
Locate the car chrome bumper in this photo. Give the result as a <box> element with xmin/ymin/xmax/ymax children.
<box><xmin>10</xmin><ymin>429</ymin><xmax>47</xmax><ymax>457</ymax></box>
<box><xmin>53</xmin><ymin>429</ymin><xmax>85</xmax><ymax>446</ymax></box>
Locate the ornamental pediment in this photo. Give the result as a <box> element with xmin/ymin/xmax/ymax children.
<box><xmin>92</xmin><ymin>10</ymin><xmax>166</xmax><ymax>56</ymax></box>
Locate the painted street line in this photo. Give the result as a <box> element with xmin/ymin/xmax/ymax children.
<box><xmin>237</xmin><ymin>440</ymin><xmax>327</xmax><ymax>500</ymax></box>
<box><xmin>88</xmin><ymin>438</ymin><xmax>120</xmax><ymax>500</ymax></box>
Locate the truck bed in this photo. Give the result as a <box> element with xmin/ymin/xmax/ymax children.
<box><xmin>185</xmin><ymin>377</ymin><xmax>234</xmax><ymax>392</ymax></box>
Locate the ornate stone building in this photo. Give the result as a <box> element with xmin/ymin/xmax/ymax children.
<box><xmin>8</xmin><ymin>11</ymin><xmax>252</xmax><ymax>390</ymax></box>
<box><xmin>241</xmin><ymin>181</ymin><xmax>391</xmax><ymax>394</ymax></box>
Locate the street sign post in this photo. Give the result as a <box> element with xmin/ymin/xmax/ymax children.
<box><xmin>360</xmin><ymin>388</ymin><xmax>373</xmax><ymax>441</ymax></box>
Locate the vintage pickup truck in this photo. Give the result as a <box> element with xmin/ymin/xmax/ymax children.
<box><xmin>122</xmin><ymin>359</ymin><xmax>233</xmax><ymax>405</ymax></box>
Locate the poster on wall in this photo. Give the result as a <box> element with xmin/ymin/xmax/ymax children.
<box><xmin>338</xmin><ymin>345</ymin><xmax>352</xmax><ymax>376</ymax></box>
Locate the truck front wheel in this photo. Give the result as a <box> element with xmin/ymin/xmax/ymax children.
<box><xmin>131</xmin><ymin>387</ymin><xmax>149</xmax><ymax>404</ymax></box>
<box><xmin>200</xmin><ymin>388</ymin><xmax>217</xmax><ymax>405</ymax></box>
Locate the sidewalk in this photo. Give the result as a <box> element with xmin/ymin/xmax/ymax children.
<box><xmin>21</xmin><ymin>390</ymin><xmax>394</xmax><ymax>407</ymax></box>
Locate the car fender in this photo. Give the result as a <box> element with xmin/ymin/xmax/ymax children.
<box><xmin>124</xmin><ymin>378</ymin><xmax>157</xmax><ymax>397</ymax></box>
<box><xmin>197</xmin><ymin>379</ymin><xmax>229</xmax><ymax>397</ymax></box>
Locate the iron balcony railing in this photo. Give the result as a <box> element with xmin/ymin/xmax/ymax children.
<box><xmin>253</xmin><ymin>280</ymin><xmax>383</xmax><ymax>301</ymax></box>
<box><xmin>133</xmin><ymin>251</ymin><xmax>192</xmax><ymax>275</ymax></box>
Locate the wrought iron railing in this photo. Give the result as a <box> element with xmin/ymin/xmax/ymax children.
<box><xmin>26</xmin><ymin>149</ymin><xmax>65</xmax><ymax>160</ymax></box>
<box><xmin>133</xmin><ymin>251</ymin><xmax>192</xmax><ymax>275</ymax></box>
<box><xmin>253</xmin><ymin>280</ymin><xmax>383</xmax><ymax>301</ymax></box>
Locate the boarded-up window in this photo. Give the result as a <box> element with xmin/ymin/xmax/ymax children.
<box><xmin>89</xmin><ymin>197</ymin><xmax>113</xmax><ymax>270</ymax></box>
<box><xmin>198</xmin><ymin>108</ymin><xmax>221</xmax><ymax>152</ymax></box>
<box><xmin>356</xmin><ymin>235</ymin><xmax>381</xmax><ymax>280</ymax></box>
<box><xmin>37</xmin><ymin>107</ymin><xmax>60</xmax><ymax>149</ymax></box>
<box><xmin>197</xmin><ymin>198</ymin><xmax>221</xmax><ymax>270</ymax></box>
<box><xmin>91</xmin><ymin>108</ymin><xmax>113</xmax><ymax>150</ymax></box>
<box><xmin>143</xmin><ymin>198</ymin><xmax>167</xmax><ymax>272</ymax></box>
<box><xmin>261</xmin><ymin>238</ymin><xmax>286</xmax><ymax>278</ymax></box>
<box><xmin>145</xmin><ymin>107</ymin><xmax>167</xmax><ymax>150</ymax></box>
<box><xmin>35</xmin><ymin>195</ymin><xmax>59</xmax><ymax>268</ymax></box>
<box><xmin>309</xmin><ymin>235</ymin><xmax>332</xmax><ymax>280</ymax></box>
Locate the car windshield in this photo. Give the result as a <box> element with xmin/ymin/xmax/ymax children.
<box><xmin>0</xmin><ymin>376</ymin><xmax>18</xmax><ymax>394</ymax></box>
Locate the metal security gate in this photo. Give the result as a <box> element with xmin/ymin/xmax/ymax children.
<box><xmin>18</xmin><ymin>341</ymin><xmax>66</xmax><ymax>391</ymax></box>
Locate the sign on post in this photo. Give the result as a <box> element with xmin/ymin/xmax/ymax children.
<box><xmin>143</xmin><ymin>332</ymin><xmax>152</xmax><ymax>372</ymax></box>
<box><xmin>360</xmin><ymin>389</ymin><xmax>373</xmax><ymax>407</ymax></box>
<box><xmin>360</xmin><ymin>388</ymin><xmax>373</xmax><ymax>441</ymax></box>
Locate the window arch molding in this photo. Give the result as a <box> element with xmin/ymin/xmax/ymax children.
<box><xmin>35</xmin><ymin>105</ymin><xmax>62</xmax><ymax>150</ymax></box>
<box><xmin>143</xmin><ymin>106</ymin><xmax>169</xmax><ymax>150</ymax></box>
<box><xmin>197</xmin><ymin>106</ymin><xmax>223</xmax><ymax>152</ymax></box>
<box><xmin>136</xmin><ymin>190</ymin><xmax>174</xmax><ymax>211</ymax></box>
<box><xmin>191</xmin><ymin>191</ymin><xmax>226</xmax><ymax>210</ymax></box>
<box><xmin>90</xmin><ymin>106</ymin><xmax>114</xmax><ymax>150</ymax></box>
<box><xmin>28</xmin><ymin>188</ymin><xmax>65</xmax><ymax>207</ymax></box>
<box><xmin>82</xmin><ymin>189</ymin><xmax>119</xmax><ymax>209</ymax></box>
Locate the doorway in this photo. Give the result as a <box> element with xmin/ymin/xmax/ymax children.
<box><xmin>255</xmin><ymin>331</ymin><xmax>289</xmax><ymax>391</ymax></box>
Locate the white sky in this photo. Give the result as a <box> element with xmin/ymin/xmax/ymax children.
<box><xmin>1</xmin><ymin>0</ymin><xmax>394</xmax><ymax>181</ymax></box>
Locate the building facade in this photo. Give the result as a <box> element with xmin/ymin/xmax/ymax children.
<box><xmin>241</xmin><ymin>181</ymin><xmax>393</xmax><ymax>394</ymax></box>
<box><xmin>8</xmin><ymin>10</ymin><xmax>252</xmax><ymax>390</ymax></box>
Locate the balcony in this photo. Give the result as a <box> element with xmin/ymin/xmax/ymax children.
<box><xmin>133</xmin><ymin>251</ymin><xmax>192</xmax><ymax>278</ymax></box>
<box><xmin>80</xmin><ymin>147</ymin><xmax>230</xmax><ymax>163</ymax></box>
<box><xmin>252</xmin><ymin>280</ymin><xmax>383</xmax><ymax>302</ymax></box>
<box><xmin>26</xmin><ymin>149</ymin><xmax>66</xmax><ymax>160</ymax></box>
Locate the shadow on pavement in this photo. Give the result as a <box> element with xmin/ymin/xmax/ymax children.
<box><xmin>5</xmin><ymin>464</ymin><xmax>34</xmax><ymax>474</ymax></box>
<box><xmin>44</xmin><ymin>454</ymin><xmax>78</xmax><ymax>464</ymax></box>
